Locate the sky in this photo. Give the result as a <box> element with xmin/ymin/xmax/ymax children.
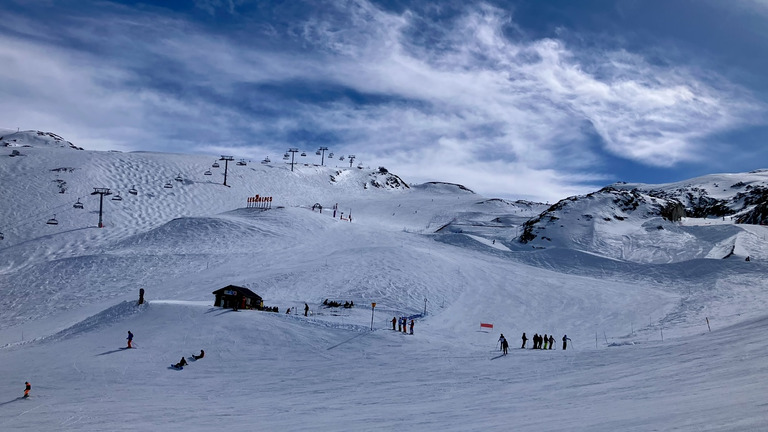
<box><xmin>2</xmin><ymin>0</ymin><xmax>768</xmax><ymax>202</ymax></box>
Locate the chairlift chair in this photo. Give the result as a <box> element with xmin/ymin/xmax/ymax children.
<box><xmin>164</xmin><ymin>182</ymin><xmax>173</xmax><ymax>188</ymax></box>
<box><xmin>0</xmin><ymin>232</ymin><xmax>4</xmax><ymax>240</ymax></box>
<box><xmin>262</xmin><ymin>157</ymin><xmax>270</xmax><ymax>164</ymax></box>
<box><xmin>329</xmin><ymin>152</ymin><xmax>334</xmax><ymax>158</ymax></box>
<box><xmin>112</xmin><ymin>192</ymin><xmax>123</xmax><ymax>201</ymax></box>
<box><xmin>339</xmin><ymin>156</ymin><xmax>345</xmax><ymax>161</ymax></box>
<box><xmin>46</xmin><ymin>214</ymin><xmax>59</xmax><ymax>225</ymax></box>
<box><xmin>175</xmin><ymin>174</ymin><xmax>183</xmax><ymax>182</ymax></box>
<box><xmin>315</xmin><ymin>150</ymin><xmax>321</xmax><ymax>155</ymax></box>
<box><xmin>73</xmin><ymin>198</ymin><xmax>84</xmax><ymax>209</ymax></box>
<box><xmin>128</xmin><ymin>186</ymin><xmax>138</xmax><ymax>195</ymax></box>
<box><xmin>237</xmin><ymin>159</ymin><xmax>247</xmax><ymax>166</ymax></box>
<box><xmin>212</xmin><ymin>161</ymin><xmax>220</xmax><ymax>168</ymax></box>
<box><xmin>357</xmin><ymin>163</ymin><xmax>364</xmax><ymax>169</ymax></box>
<box><xmin>204</xmin><ymin>170</ymin><xmax>212</xmax><ymax>175</ymax></box>
<box><xmin>300</xmin><ymin>152</ymin><xmax>307</xmax><ymax>157</ymax></box>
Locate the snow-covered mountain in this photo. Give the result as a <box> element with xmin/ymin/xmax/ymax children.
<box><xmin>519</xmin><ymin>172</ymin><xmax>768</xmax><ymax>264</ymax></box>
<box><xmin>2</xmin><ymin>132</ymin><xmax>767</xmax><ymax>431</ymax></box>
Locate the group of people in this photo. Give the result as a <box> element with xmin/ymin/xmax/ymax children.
<box><xmin>322</xmin><ymin>299</ymin><xmax>355</xmax><ymax>308</ymax></box>
<box><xmin>507</xmin><ymin>332</ymin><xmax>571</xmax><ymax>351</ymax></box>
<box><xmin>173</xmin><ymin>350</ymin><xmax>205</xmax><ymax>369</ymax></box>
<box><xmin>392</xmin><ymin>316</ymin><xmax>415</xmax><ymax>335</ymax></box>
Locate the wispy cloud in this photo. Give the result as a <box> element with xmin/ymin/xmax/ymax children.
<box><xmin>0</xmin><ymin>1</ymin><xmax>762</xmax><ymax>201</ymax></box>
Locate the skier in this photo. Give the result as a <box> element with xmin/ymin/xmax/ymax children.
<box><xmin>193</xmin><ymin>349</ymin><xmax>205</xmax><ymax>360</ymax></box>
<box><xmin>562</xmin><ymin>334</ymin><xmax>571</xmax><ymax>350</ymax></box>
<box><xmin>23</xmin><ymin>381</ymin><xmax>30</xmax><ymax>398</ymax></box>
<box><xmin>498</xmin><ymin>334</ymin><xmax>506</xmax><ymax>351</ymax></box>
<box><xmin>174</xmin><ymin>357</ymin><xmax>188</xmax><ymax>368</ymax></box>
<box><xmin>392</xmin><ymin>317</ymin><xmax>397</xmax><ymax>331</ymax></box>
<box><xmin>521</xmin><ymin>332</ymin><xmax>528</xmax><ymax>349</ymax></box>
<box><xmin>501</xmin><ymin>336</ymin><xmax>509</xmax><ymax>355</ymax></box>
<box><xmin>409</xmin><ymin>319</ymin><xmax>414</xmax><ymax>335</ymax></box>
<box><xmin>304</xmin><ymin>303</ymin><xmax>309</xmax><ymax>317</ymax></box>
<box><xmin>126</xmin><ymin>331</ymin><xmax>133</xmax><ymax>348</ymax></box>
<box><xmin>543</xmin><ymin>333</ymin><xmax>548</xmax><ymax>350</ymax></box>
<box><xmin>548</xmin><ymin>334</ymin><xmax>555</xmax><ymax>350</ymax></box>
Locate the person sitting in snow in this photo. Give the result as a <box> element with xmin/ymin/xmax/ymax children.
<box><xmin>193</xmin><ymin>350</ymin><xmax>205</xmax><ymax>360</ymax></box>
<box><xmin>174</xmin><ymin>357</ymin><xmax>188</xmax><ymax>368</ymax></box>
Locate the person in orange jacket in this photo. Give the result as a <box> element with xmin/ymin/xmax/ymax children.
<box><xmin>23</xmin><ymin>381</ymin><xmax>30</xmax><ymax>398</ymax></box>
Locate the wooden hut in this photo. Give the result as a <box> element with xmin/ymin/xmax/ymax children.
<box><xmin>212</xmin><ymin>285</ymin><xmax>263</xmax><ymax>310</ymax></box>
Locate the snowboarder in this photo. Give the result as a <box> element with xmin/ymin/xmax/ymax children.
<box><xmin>502</xmin><ymin>337</ymin><xmax>509</xmax><ymax>355</ymax></box>
<box><xmin>562</xmin><ymin>335</ymin><xmax>571</xmax><ymax>350</ymax></box>
<box><xmin>193</xmin><ymin>350</ymin><xmax>205</xmax><ymax>360</ymax></box>
<box><xmin>521</xmin><ymin>332</ymin><xmax>528</xmax><ymax>349</ymax></box>
<box><xmin>304</xmin><ymin>303</ymin><xmax>309</xmax><ymax>317</ymax></box>
<box><xmin>409</xmin><ymin>319</ymin><xmax>414</xmax><ymax>335</ymax></box>
<box><xmin>392</xmin><ymin>317</ymin><xmax>397</xmax><ymax>331</ymax></box>
<box><xmin>548</xmin><ymin>334</ymin><xmax>555</xmax><ymax>350</ymax></box>
<box><xmin>126</xmin><ymin>331</ymin><xmax>133</xmax><ymax>348</ymax></box>
<box><xmin>498</xmin><ymin>334</ymin><xmax>506</xmax><ymax>351</ymax></box>
<box><xmin>23</xmin><ymin>381</ymin><xmax>30</xmax><ymax>398</ymax></box>
<box><xmin>543</xmin><ymin>334</ymin><xmax>548</xmax><ymax>350</ymax></box>
<box><xmin>174</xmin><ymin>357</ymin><xmax>188</xmax><ymax>368</ymax></box>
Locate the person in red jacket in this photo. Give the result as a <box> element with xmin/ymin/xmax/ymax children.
<box><xmin>23</xmin><ymin>382</ymin><xmax>30</xmax><ymax>398</ymax></box>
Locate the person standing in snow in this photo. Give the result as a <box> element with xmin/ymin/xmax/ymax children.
<box><xmin>548</xmin><ymin>334</ymin><xmax>555</xmax><ymax>350</ymax></box>
<box><xmin>397</xmin><ymin>317</ymin><xmax>402</xmax><ymax>332</ymax></box>
<box><xmin>501</xmin><ymin>336</ymin><xmax>509</xmax><ymax>355</ymax></box>
<box><xmin>562</xmin><ymin>335</ymin><xmax>571</xmax><ymax>350</ymax></box>
<box><xmin>498</xmin><ymin>334</ymin><xmax>506</xmax><ymax>351</ymax></box>
<box><xmin>532</xmin><ymin>333</ymin><xmax>539</xmax><ymax>349</ymax></box>
<box><xmin>23</xmin><ymin>381</ymin><xmax>30</xmax><ymax>398</ymax></box>
<box><xmin>543</xmin><ymin>333</ymin><xmax>548</xmax><ymax>350</ymax></box>
<box><xmin>304</xmin><ymin>303</ymin><xmax>309</xmax><ymax>317</ymax></box>
<box><xmin>409</xmin><ymin>319</ymin><xmax>414</xmax><ymax>335</ymax></box>
<box><xmin>402</xmin><ymin>317</ymin><xmax>407</xmax><ymax>333</ymax></box>
<box><xmin>392</xmin><ymin>317</ymin><xmax>397</xmax><ymax>331</ymax></box>
<box><xmin>521</xmin><ymin>332</ymin><xmax>528</xmax><ymax>349</ymax></box>
<box><xmin>126</xmin><ymin>331</ymin><xmax>133</xmax><ymax>348</ymax></box>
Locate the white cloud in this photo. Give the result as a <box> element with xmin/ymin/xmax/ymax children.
<box><xmin>0</xmin><ymin>1</ymin><xmax>762</xmax><ymax>201</ymax></box>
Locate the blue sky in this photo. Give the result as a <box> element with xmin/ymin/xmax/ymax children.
<box><xmin>2</xmin><ymin>0</ymin><xmax>767</xmax><ymax>202</ymax></box>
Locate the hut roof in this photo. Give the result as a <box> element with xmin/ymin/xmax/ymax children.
<box><xmin>212</xmin><ymin>285</ymin><xmax>262</xmax><ymax>300</ymax></box>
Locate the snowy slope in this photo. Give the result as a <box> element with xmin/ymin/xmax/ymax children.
<box><xmin>1</xmin><ymin>138</ymin><xmax>768</xmax><ymax>431</ymax></box>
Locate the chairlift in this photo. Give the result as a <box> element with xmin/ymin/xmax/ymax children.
<box><xmin>204</xmin><ymin>170</ymin><xmax>212</xmax><ymax>176</ymax></box>
<box><xmin>237</xmin><ymin>159</ymin><xmax>247</xmax><ymax>166</ymax></box>
<box><xmin>339</xmin><ymin>155</ymin><xmax>345</xmax><ymax>161</ymax></box>
<box><xmin>329</xmin><ymin>152</ymin><xmax>334</xmax><ymax>158</ymax></box>
<box><xmin>128</xmin><ymin>186</ymin><xmax>138</xmax><ymax>195</ymax></box>
<box><xmin>175</xmin><ymin>174</ymin><xmax>183</xmax><ymax>182</ymax></box>
<box><xmin>164</xmin><ymin>182</ymin><xmax>173</xmax><ymax>188</ymax></box>
<box><xmin>73</xmin><ymin>198</ymin><xmax>84</xmax><ymax>209</ymax></box>
<box><xmin>315</xmin><ymin>150</ymin><xmax>321</xmax><ymax>155</ymax></box>
<box><xmin>262</xmin><ymin>157</ymin><xmax>270</xmax><ymax>164</ymax></box>
<box><xmin>112</xmin><ymin>192</ymin><xmax>123</xmax><ymax>201</ymax></box>
<box><xmin>357</xmin><ymin>163</ymin><xmax>364</xmax><ymax>169</ymax></box>
<box><xmin>212</xmin><ymin>161</ymin><xmax>220</xmax><ymax>168</ymax></box>
<box><xmin>0</xmin><ymin>232</ymin><xmax>4</xmax><ymax>240</ymax></box>
<box><xmin>46</xmin><ymin>214</ymin><xmax>59</xmax><ymax>225</ymax></box>
<box><xmin>300</xmin><ymin>152</ymin><xmax>307</xmax><ymax>157</ymax></box>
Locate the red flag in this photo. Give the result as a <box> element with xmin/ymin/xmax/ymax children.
<box><xmin>480</xmin><ymin>323</ymin><xmax>493</xmax><ymax>329</ymax></box>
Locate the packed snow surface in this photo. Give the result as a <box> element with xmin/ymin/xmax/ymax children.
<box><xmin>1</xmin><ymin>140</ymin><xmax>767</xmax><ymax>431</ymax></box>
